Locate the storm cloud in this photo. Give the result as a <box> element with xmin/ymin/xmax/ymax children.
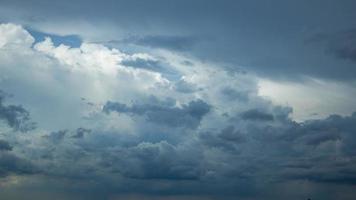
<box><xmin>0</xmin><ymin>4</ymin><xmax>356</xmax><ymax>199</ymax></box>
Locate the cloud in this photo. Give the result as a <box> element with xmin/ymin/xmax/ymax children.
<box><xmin>240</xmin><ymin>109</ymin><xmax>274</xmax><ymax>121</ymax></box>
<box><xmin>221</xmin><ymin>87</ymin><xmax>249</xmax><ymax>102</ymax></box>
<box><xmin>199</xmin><ymin>125</ymin><xmax>246</xmax><ymax>152</ymax></box>
<box><xmin>0</xmin><ymin>152</ymin><xmax>37</xmax><ymax>177</ymax></box>
<box><xmin>112</xmin><ymin>141</ymin><xmax>203</xmax><ymax>180</ymax></box>
<box><xmin>2</xmin><ymin>1</ymin><xmax>356</xmax><ymax>81</ymax></box>
<box><xmin>43</xmin><ymin>130</ymin><xmax>68</xmax><ymax>144</ymax></box>
<box><xmin>308</xmin><ymin>28</ymin><xmax>356</xmax><ymax>63</ymax></box>
<box><xmin>173</xmin><ymin>78</ymin><xmax>201</xmax><ymax>94</ymax></box>
<box><xmin>121</xmin><ymin>57</ymin><xmax>165</xmax><ymax>72</ymax></box>
<box><xmin>128</xmin><ymin>35</ymin><xmax>198</xmax><ymax>51</ymax></box>
<box><xmin>0</xmin><ymin>90</ymin><xmax>36</xmax><ymax>132</ymax></box>
<box><xmin>103</xmin><ymin>98</ymin><xmax>211</xmax><ymax>129</ymax></box>
<box><xmin>120</xmin><ymin>54</ymin><xmax>181</xmax><ymax>80</ymax></box>
<box><xmin>0</xmin><ymin>23</ymin><xmax>34</xmax><ymax>48</ymax></box>
<box><xmin>71</xmin><ymin>128</ymin><xmax>91</xmax><ymax>139</ymax></box>
<box><xmin>1</xmin><ymin>22</ymin><xmax>356</xmax><ymax>200</ymax></box>
<box><xmin>218</xmin><ymin>126</ymin><xmax>246</xmax><ymax>143</ymax></box>
<box><xmin>0</xmin><ymin>140</ymin><xmax>12</xmax><ymax>151</ymax></box>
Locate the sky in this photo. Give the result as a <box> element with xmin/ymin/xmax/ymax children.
<box><xmin>0</xmin><ymin>1</ymin><xmax>356</xmax><ymax>200</ymax></box>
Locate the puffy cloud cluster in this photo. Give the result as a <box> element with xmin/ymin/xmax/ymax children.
<box><xmin>1</xmin><ymin>23</ymin><xmax>356</xmax><ymax>200</ymax></box>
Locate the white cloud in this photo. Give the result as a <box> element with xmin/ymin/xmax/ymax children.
<box><xmin>0</xmin><ymin>23</ymin><xmax>34</xmax><ymax>48</ymax></box>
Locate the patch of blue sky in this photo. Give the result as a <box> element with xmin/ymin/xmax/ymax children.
<box><xmin>27</xmin><ymin>28</ymin><xmax>82</xmax><ymax>48</ymax></box>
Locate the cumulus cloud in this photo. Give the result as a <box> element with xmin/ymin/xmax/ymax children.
<box><xmin>103</xmin><ymin>98</ymin><xmax>211</xmax><ymax>129</ymax></box>
<box><xmin>0</xmin><ymin>90</ymin><xmax>36</xmax><ymax>132</ymax></box>
<box><xmin>1</xmin><ymin>23</ymin><xmax>356</xmax><ymax>200</ymax></box>
<box><xmin>0</xmin><ymin>23</ymin><xmax>34</xmax><ymax>48</ymax></box>
<box><xmin>111</xmin><ymin>141</ymin><xmax>203</xmax><ymax>180</ymax></box>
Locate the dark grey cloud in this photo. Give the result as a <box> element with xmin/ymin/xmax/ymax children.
<box><xmin>103</xmin><ymin>98</ymin><xmax>211</xmax><ymax>129</ymax></box>
<box><xmin>0</xmin><ymin>90</ymin><xmax>36</xmax><ymax>132</ymax></box>
<box><xmin>0</xmin><ymin>140</ymin><xmax>12</xmax><ymax>151</ymax></box>
<box><xmin>2</xmin><ymin>84</ymin><xmax>353</xmax><ymax>199</ymax></box>
<box><xmin>0</xmin><ymin>152</ymin><xmax>37</xmax><ymax>177</ymax></box>
<box><xmin>111</xmin><ymin>141</ymin><xmax>203</xmax><ymax>180</ymax></box>
<box><xmin>267</xmin><ymin>113</ymin><xmax>356</xmax><ymax>186</ymax></box>
<box><xmin>200</xmin><ymin>126</ymin><xmax>246</xmax><ymax>152</ymax></box>
<box><xmin>44</xmin><ymin>130</ymin><xmax>67</xmax><ymax>143</ymax></box>
<box><xmin>308</xmin><ymin>28</ymin><xmax>356</xmax><ymax>63</ymax></box>
<box><xmin>2</xmin><ymin>108</ymin><xmax>355</xmax><ymax>199</ymax></box>
<box><xmin>303</xmin><ymin>131</ymin><xmax>341</xmax><ymax>146</ymax></box>
<box><xmin>240</xmin><ymin>109</ymin><xmax>274</xmax><ymax>121</ymax></box>
<box><xmin>218</xmin><ymin>126</ymin><xmax>246</xmax><ymax>143</ymax></box>
<box><xmin>298</xmin><ymin>113</ymin><xmax>356</xmax><ymax>155</ymax></box>
<box><xmin>198</xmin><ymin>111</ymin><xmax>356</xmax><ymax>190</ymax></box>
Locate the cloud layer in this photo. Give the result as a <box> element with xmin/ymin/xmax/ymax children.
<box><xmin>0</xmin><ymin>23</ymin><xmax>356</xmax><ymax>200</ymax></box>
<box><xmin>2</xmin><ymin>0</ymin><xmax>356</xmax><ymax>80</ymax></box>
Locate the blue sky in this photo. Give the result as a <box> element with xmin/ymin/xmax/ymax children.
<box><xmin>27</xmin><ymin>29</ymin><xmax>82</xmax><ymax>47</ymax></box>
<box><xmin>0</xmin><ymin>1</ymin><xmax>356</xmax><ymax>200</ymax></box>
